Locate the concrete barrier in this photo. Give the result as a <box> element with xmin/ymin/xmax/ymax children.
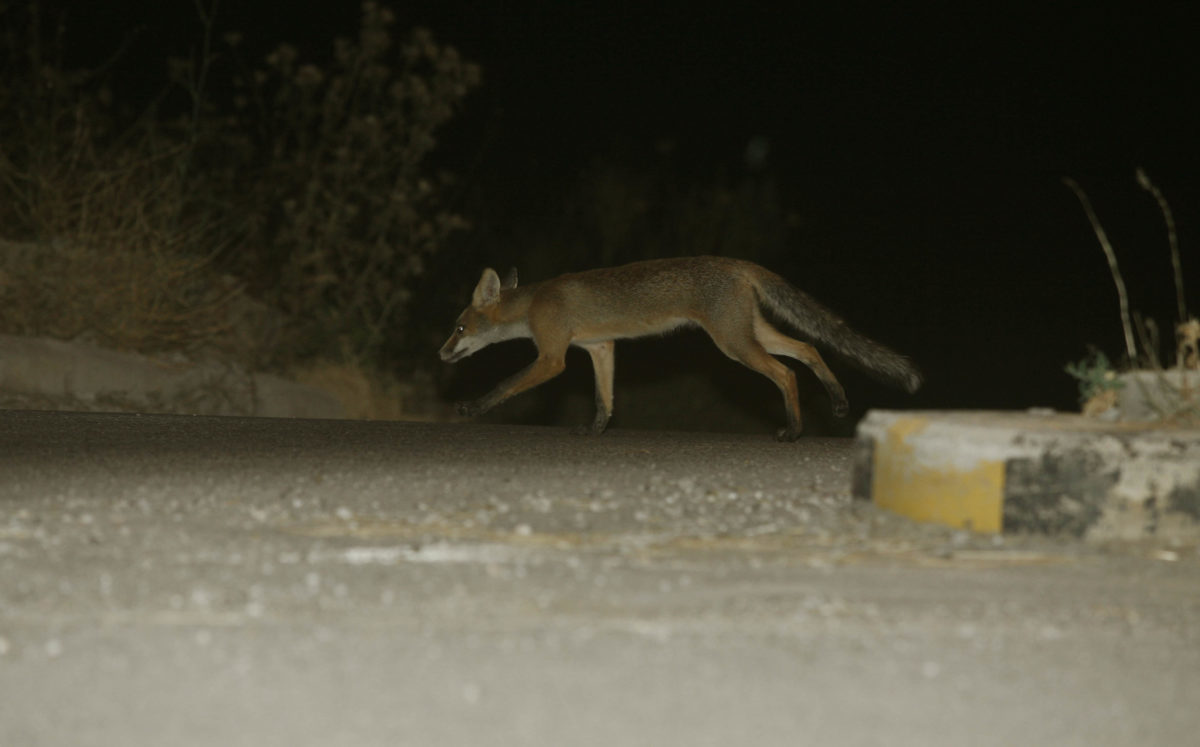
<box><xmin>854</xmin><ymin>410</ymin><xmax>1200</xmax><ymax>542</ymax></box>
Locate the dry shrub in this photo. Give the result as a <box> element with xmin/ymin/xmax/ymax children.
<box><xmin>0</xmin><ymin>234</ymin><xmax>236</xmax><ymax>354</ymax></box>
<box><xmin>0</xmin><ymin>1</ymin><xmax>479</xmax><ymax>370</ymax></box>
<box><xmin>0</xmin><ymin>4</ymin><xmax>242</xmax><ymax>354</ymax></box>
<box><xmin>234</xmin><ymin>2</ymin><xmax>480</xmax><ymax>363</ymax></box>
<box><xmin>0</xmin><ymin>149</ymin><xmax>239</xmax><ymax>352</ymax></box>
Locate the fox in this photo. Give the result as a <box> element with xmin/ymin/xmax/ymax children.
<box><xmin>439</xmin><ymin>256</ymin><xmax>921</xmax><ymax>441</ymax></box>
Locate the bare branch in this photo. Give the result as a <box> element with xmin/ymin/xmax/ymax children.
<box><xmin>1135</xmin><ymin>168</ymin><xmax>1187</xmax><ymax>323</ymax></box>
<box><xmin>1062</xmin><ymin>177</ymin><xmax>1137</xmax><ymax>362</ymax></box>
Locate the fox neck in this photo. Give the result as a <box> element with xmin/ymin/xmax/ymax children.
<box><xmin>482</xmin><ymin>285</ymin><xmax>537</xmax><ymax>341</ymax></box>
<box><xmin>490</xmin><ymin>283</ymin><xmax>536</xmax><ymax>322</ymax></box>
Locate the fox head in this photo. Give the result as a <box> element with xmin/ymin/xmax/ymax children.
<box><xmin>439</xmin><ymin>267</ymin><xmax>520</xmax><ymax>363</ymax></box>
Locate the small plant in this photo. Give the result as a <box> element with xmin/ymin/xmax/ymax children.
<box><xmin>1064</xmin><ymin>348</ymin><xmax>1123</xmax><ymax>415</ymax></box>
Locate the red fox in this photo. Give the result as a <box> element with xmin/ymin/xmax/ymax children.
<box><xmin>440</xmin><ymin>256</ymin><xmax>921</xmax><ymax>440</ymax></box>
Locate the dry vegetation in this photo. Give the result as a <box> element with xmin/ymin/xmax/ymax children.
<box><xmin>1064</xmin><ymin>170</ymin><xmax>1197</xmax><ymax>421</ymax></box>
<box><xmin>0</xmin><ymin>1</ymin><xmax>478</xmax><ymax>373</ymax></box>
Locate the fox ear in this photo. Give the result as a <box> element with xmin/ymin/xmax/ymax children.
<box><xmin>501</xmin><ymin>267</ymin><xmax>518</xmax><ymax>289</ymax></box>
<box><xmin>472</xmin><ymin>268</ymin><xmax>502</xmax><ymax>308</ymax></box>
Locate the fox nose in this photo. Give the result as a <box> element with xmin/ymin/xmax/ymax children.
<box><xmin>439</xmin><ymin>339</ymin><xmax>462</xmax><ymax>362</ymax></box>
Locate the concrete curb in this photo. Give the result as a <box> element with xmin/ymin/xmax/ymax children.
<box><xmin>853</xmin><ymin>410</ymin><xmax>1200</xmax><ymax>542</ymax></box>
<box><xmin>0</xmin><ymin>334</ymin><xmax>345</xmax><ymax>419</ymax></box>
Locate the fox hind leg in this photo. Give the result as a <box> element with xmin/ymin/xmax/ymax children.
<box><xmin>704</xmin><ymin>318</ymin><xmax>805</xmax><ymax>441</ymax></box>
<box><xmin>752</xmin><ymin>313</ymin><xmax>849</xmax><ymax>417</ymax></box>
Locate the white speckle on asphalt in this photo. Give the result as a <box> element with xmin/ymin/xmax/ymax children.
<box><xmin>342</xmin><ymin>546</ymin><xmax>406</xmax><ymax>565</ymax></box>
<box><xmin>403</xmin><ymin>542</ymin><xmax>513</xmax><ymax>564</ymax></box>
<box><xmin>336</xmin><ymin>542</ymin><xmax>516</xmax><ymax>565</ymax></box>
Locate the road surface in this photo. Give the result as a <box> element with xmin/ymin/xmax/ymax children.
<box><xmin>1</xmin><ymin>410</ymin><xmax>1197</xmax><ymax>746</ymax></box>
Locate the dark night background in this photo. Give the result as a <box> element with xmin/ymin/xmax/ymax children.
<box><xmin>26</xmin><ymin>1</ymin><xmax>1200</xmax><ymax>433</ymax></box>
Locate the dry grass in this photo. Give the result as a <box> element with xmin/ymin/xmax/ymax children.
<box><xmin>0</xmin><ymin>134</ymin><xmax>244</xmax><ymax>354</ymax></box>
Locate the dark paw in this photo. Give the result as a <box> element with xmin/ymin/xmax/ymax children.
<box><xmin>832</xmin><ymin>399</ymin><xmax>849</xmax><ymax>417</ymax></box>
<box><xmin>571</xmin><ymin>419</ymin><xmax>609</xmax><ymax>436</ymax></box>
<box><xmin>456</xmin><ymin>400</ymin><xmax>484</xmax><ymax>418</ymax></box>
<box><xmin>775</xmin><ymin>427</ymin><xmax>803</xmax><ymax>442</ymax></box>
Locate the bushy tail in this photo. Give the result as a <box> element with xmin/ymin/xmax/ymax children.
<box><xmin>755</xmin><ymin>272</ymin><xmax>923</xmax><ymax>393</ymax></box>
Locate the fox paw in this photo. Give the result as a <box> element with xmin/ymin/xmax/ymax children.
<box><xmin>456</xmin><ymin>400</ymin><xmax>484</xmax><ymax>418</ymax></box>
<box><xmin>571</xmin><ymin>420</ymin><xmax>609</xmax><ymax>436</ymax></box>
<box><xmin>775</xmin><ymin>427</ymin><xmax>803</xmax><ymax>442</ymax></box>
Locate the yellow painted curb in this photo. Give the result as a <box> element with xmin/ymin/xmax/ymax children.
<box><xmin>869</xmin><ymin>415</ymin><xmax>1005</xmax><ymax>534</ymax></box>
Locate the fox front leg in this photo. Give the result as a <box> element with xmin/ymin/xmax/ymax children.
<box><xmin>574</xmin><ymin>341</ymin><xmax>615</xmax><ymax>435</ymax></box>
<box><xmin>456</xmin><ymin>399</ymin><xmax>489</xmax><ymax>418</ymax></box>
<box><xmin>457</xmin><ymin>353</ymin><xmax>568</xmax><ymax>418</ymax></box>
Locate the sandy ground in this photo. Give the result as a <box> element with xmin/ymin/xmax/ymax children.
<box><xmin>1</xmin><ymin>411</ymin><xmax>1197</xmax><ymax>746</ymax></box>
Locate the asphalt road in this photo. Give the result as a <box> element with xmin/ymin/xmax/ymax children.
<box><xmin>1</xmin><ymin>410</ymin><xmax>1197</xmax><ymax>746</ymax></box>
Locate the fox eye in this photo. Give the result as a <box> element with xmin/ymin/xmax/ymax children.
<box><xmin>456</xmin><ymin>324</ymin><xmax>465</xmax><ymax>334</ymax></box>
